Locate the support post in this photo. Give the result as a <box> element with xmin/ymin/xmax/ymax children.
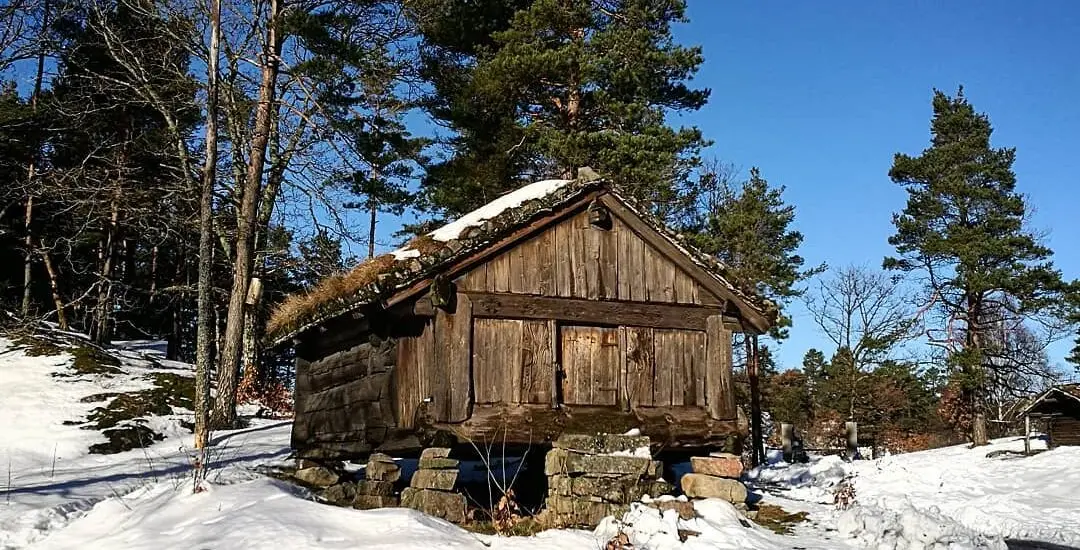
<box><xmin>1024</xmin><ymin>415</ymin><xmax>1031</xmax><ymax>455</ymax></box>
<box><xmin>845</xmin><ymin>421</ymin><xmax>858</xmax><ymax>460</ymax></box>
<box><xmin>781</xmin><ymin>423</ymin><xmax>794</xmax><ymax>462</ymax></box>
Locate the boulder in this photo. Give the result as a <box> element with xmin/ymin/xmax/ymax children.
<box><xmin>418</xmin><ymin>457</ymin><xmax>459</xmax><ymax>470</ymax></box>
<box><xmin>353</xmin><ymin>494</ymin><xmax>399</xmax><ymax>510</ymax></box>
<box><xmin>680</xmin><ymin>473</ymin><xmax>748</xmax><ymax>503</ymax></box>
<box><xmin>411</xmin><ymin>469</ymin><xmax>458</xmax><ymax>491</ymax></box>
<box><xmin>691</xmin><ymin>454</ymin><xmax>744</xmax><ymax>479</ymax></box>
<box><xmin>295</xmin><ymin>466</ymin><xmax>340</xmax><ymax>488</ymax></box>
<box><xmin>401</xmin><ymin>487</ymin><xmax>466</xmax><ymax>523</ymax></box>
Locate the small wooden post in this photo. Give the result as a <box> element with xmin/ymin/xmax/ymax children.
<box><xmin>845</xmin><ymin>421</ymin><xmax>859</xmax><ymax>460</ymax></box>
<box><xmin>1024</xmin><ymin>415</ymin><xmax>1031</xmax><ymax>455</ymax></box>
<box><xmin>781</xmin><ymin>423</ymin><xmax>794</xmax><ymax>462</ymax></box>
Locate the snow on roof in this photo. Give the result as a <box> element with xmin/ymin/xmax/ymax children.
<box><xmin>390</xmin><ymin>179</ymin><xmax>572</xmax><ymax>260</ymax></box>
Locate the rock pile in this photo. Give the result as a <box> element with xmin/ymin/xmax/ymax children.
<box><xmin>401</xmin><ymin>447</ymin><xmax>466</xmax><ymax>523</ymax></box>
<box><xmin>353</xmin><ymin>453</ymin><xmax>401</xmax><ymax>509</ymax></box>
<box><xmin>680</xmin><ymin>453</ymin><xmax>747</xmax><ymax>505</ymax></box>
<box><xmin>545</xmin><ymin>434</ymin><xmax>673</xmax><ymax>527</ymax></box>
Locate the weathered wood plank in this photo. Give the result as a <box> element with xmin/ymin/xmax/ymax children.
<box><xmin>597</xmin><ymin>223</ymin><xmax>617</xmax><ymax>299</ymax></box>
<box><xmin>508</xmin><ymin>243</ymin><xmax>525</xmax><ymax>294</ymax></box>
<box><xmin>689</xmin><ymin>330</ymin><xmax>706</xmax><ymax>407</ymax></box>
<box><xmin>706</xmin><ymin>315</ymin><xmax>736</xmax><ymax>419</ymax></box>
<box><xmin>491</xmin><ymin>250</ymin><xmax>511</xmax><ymax>293</ymax></box>
<box><xmin>465</xmin><ymin>292</ymin><xmax>737</xmax><ymax>331</ymax></box>
<box><xmin>473</xmin><ymin>318</ymin><xmax>522</xmax><ymax>404</ymax></box>
<box><xmin>675</xmin><ymin>269</ymin><xmax>696</xmax><ymax>304</ymax></box>
<box><xmin>625</xmin><ymin>327</ymin><xmax>654</xmax><ymax>407</ymax></box>
<box><xmin>448</xmin><ymin>294</ymin><xmax>472</xmax><ymax>421</ymax></box>
<box><xmin>594</xmin><ymin>326</ymin><xmax>619</xmax><ymax>405</ymax></box>
<box><xmin>569</xmin><ymin>215</ymin><xmax>587</xmax><ymax>298</ymax></box>
<box><xmin>554</xmin><ymin>218</ymin><xmax>574</xmax><ymax>297</ymax></box>
<box><xmin>395</xmin><ymin>335</ymin><xmax>417</xmax><ymax>429</ymax></box>
<box><xmin>521</xmin><ymin>319</ymin><xmax>553</xmax><ymax>404</ymax></box>
<box><xmin>653</xmin><ymin>329</ymin><xmax>675</xmax><ymax>406</ymax></box>
<box><xmin>617</xmin><ymin>326</ymin><xmax>628</xmax><ymax>411</ymax></box>
<box><xmin>535</xmin><ymin>229</ymin><xmax>555</xmax><ymax>296</ymax></box>
<box><xmin>583</xmin><ymin>223</ymin><xmax>602</xmax><ymax>300</ymax></box>
<box><xmin>457</xmin><ymin>264</ymin><xmax>488</xmax><ymax>293</ymax></box>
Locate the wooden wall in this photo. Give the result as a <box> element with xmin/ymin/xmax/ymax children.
<box><xmin>292</xmin><ymin>335</ymin><xmax>397</xmax><ymax>458</ymax></box>
<box><xmin>456</xmin><ymin>210</ymin><xmax>723</xmax><ymax>306</ymax></box>
<box><xmin>1050</xmin><ymin>416</ymin><xmax>1080</xmax><ymax>447</ymax></box>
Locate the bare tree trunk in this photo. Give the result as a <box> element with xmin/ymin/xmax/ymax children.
<box><xmin>194</xmin><ymin>0</ymin><xmax>221</xmax><ymax>475</ymax></box>
<box><xmin>21</xmin><ymin>2</ymin><xmax>48</xmax><ymax>318</ymax></box>
<box><xmin>747</xmin><ymin>334</ymin><xmax>765</xmax><ymax>466</ymax></box>
<box><xmin>22</xmin><ymin>194</ymin><xmax>33</xmax><ymax>317</ymax></box>
<box><xmin>92</xmin><ymin>192</ymin><xmax>120</xmax><ymax>344</ymax></box>
<box><xmin>38</xmin><ymin>246</ymin><xmax>66</xmax><ymax>329</ymax></box>
<box><xmin>212</xmin><ymin>0</ymin><xmax>282</xmax><ymax>428</ymax></box>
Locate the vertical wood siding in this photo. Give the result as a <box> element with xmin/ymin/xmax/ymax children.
<box><xmin>456</xmin><ymin>210</ymin><xmax>722</xmax><ymax>306</ymax></box>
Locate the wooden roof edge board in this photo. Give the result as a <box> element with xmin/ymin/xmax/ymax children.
<box><xmin>596</xmin><ymin>193</ymin><xmax>773</xmax><ymax>333</ymax></box>
<box><xmin>1020</xmin><ymin>385</ymin><xmax>1080</xmax><ymax>416</ymax></box>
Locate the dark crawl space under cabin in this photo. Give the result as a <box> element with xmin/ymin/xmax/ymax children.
<box><xmin>267</xmin><ymin>173</ymin><xmax>776</xmax><ymax>463</ymax></box>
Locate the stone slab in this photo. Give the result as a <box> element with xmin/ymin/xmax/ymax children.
<box><xmin>690</xmin><ymin>455</ymin><xmax>743</xmax><ymax>479</ymax></box>
<box><xmin>401</xmin><ymin>487</ymin><xmax>466</xmax><ymax>523</ymax></box>
<box><xmin>420</xmin><ymin>447</ymin><xmax>451</xmax><ymax>460</ymax></box>
<box><xmin>365</xmin><ymin>458</ymin><xmax>401</xmax><ymax>482</ymax></box>
<box><xmin>544</xmin><ymin>448</ymin><xmax>660</xmax><ymax>478</ymax></box>
<box><xmin>648</xmin><ymin>499</ymin><xmax>696</xmax><ymax>520</ymax></box>
<box><xmin>418</xmin><ymin>457</ymin><xmax>460</xmax><ymax>470</ymax></box>
<box><xmin>353</xmin><ymin>495</ymin><xmax>399</xmax><ymax>510</ymax></box>
<box><xmin>411</xmin><ymin>469</ymin><xmax>458</xmax><ymax>490</ymax></box>
<box><xmin>680</xmin><ymin>473</ymin><xmax>748</xmax><ymax>503</ymax></box>
<box><xmin>356</xmin><ymin>480</ymin><xmax>395</xmax><ymax>496</ymax></box>
<box><xmin>553</xmin><ymin>434</ymin><xmax>652</xmax><ymax>455</ymax></box>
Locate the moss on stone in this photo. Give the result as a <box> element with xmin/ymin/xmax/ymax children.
<box><xmin>81</xmin><ymin>371</ymin><xmax>196</xmax><ymax>454</ymax></box>
<box><xmin>13</xmin><ymin>335</ymin><xmax>64</xmax><ymax>357</ymax></box>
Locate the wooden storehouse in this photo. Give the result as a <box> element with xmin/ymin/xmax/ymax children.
<box><xmin>1022</xmin><ymin>384</ymin><xmax>1080</xmax><ymax>447</ymax></box>
<box><xmin>267</xmin><ymin>175</ymin><xmax>775</xmax><ymax>460</ymax></box>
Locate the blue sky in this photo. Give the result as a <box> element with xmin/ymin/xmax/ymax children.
<box><xmin>664</xmin><ymin>1</ymin><xmax>1080</xmax><ymax>370</ymax></box>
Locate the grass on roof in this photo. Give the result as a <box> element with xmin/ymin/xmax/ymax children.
<box><xmin>266</xmin><ymin>253</ymin><xmax>398</xmax><ymax>341</ymax></box>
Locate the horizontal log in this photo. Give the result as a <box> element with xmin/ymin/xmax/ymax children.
<box><xmin>426</xmin><ymin>403</ymin><xmax>745</xmax><ymax>451</ymax></box>
<box><xmin>464</xmin><ymin>292</ymin><xmax>739</xmax><ymax>331</ymax></box>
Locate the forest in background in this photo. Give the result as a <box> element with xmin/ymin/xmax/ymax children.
<box><xmin>1</xmin><ymin>0</ymin><xmax>1078</xmax><ymax>460</ymax></box>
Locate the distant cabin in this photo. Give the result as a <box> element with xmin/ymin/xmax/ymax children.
<box><xmin>267</xmin><ymin>176</ymin><xmax>775</xmax><ymax>460</ymax></box>
<box><xmin>1023</xmin><ymin>384</ymin><xmax>1080</xmax><ymax>448</ymax></box>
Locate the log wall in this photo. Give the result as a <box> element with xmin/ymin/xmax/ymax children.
<box><xmin>292</xmin><ymin>334</ymin><xmax>397</xmax><ymax>458</ymax></box>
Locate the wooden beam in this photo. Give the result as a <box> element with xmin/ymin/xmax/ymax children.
<box><xmin>426</xmin><ymin>403</ymin><xmax>745</xmax><ymax>450</ymax></box>
<box><xmin>464</xmin><ymin>292</ymin><xmax>740</xmax><ymax>331</ymax></box>
<box><xmin>597</xmin><ymin>194</ymin><xmax>769</xmax><ymax>333</ymax></box>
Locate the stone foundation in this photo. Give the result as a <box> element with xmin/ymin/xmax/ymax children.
<box><xmin>545</xmin><ymin>434</ymin><xmax>673</xmax><ymax>527</ymax></box>
<box><xmin>401</xmin><ymin>448</ymin><xmax>466</xmax><ymax>523</ymax></box>
<box><xmin>352</xmin><ymin>453</ymin><xmax>401</xmax><ymax>509</ymax></box>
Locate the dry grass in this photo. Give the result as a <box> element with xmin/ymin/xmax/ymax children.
<box><xmin>266</xmin><ymin>253</ymin><xmax>398</xmax><ymax>340</ymax></box>
<box><xmin>752</xmin><ymin>504</ymin><xmax>809</xmax><ymax>535</ymax></box>
<box><xmin>405</xmin><ymin>234</ymin><xmax>444</xmax><ymax>256</ymax></box>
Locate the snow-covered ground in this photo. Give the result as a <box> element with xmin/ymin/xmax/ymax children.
<box><xmin>748</xmin><ymin>436</ymin><xmax>1080</xmax><ymax>549</ymax></box>
<box><xmin>2</xmin><ymin>334</ymin><xmax>1077</xmax><ymax>549</ymax></box>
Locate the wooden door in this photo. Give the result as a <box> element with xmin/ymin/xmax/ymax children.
<box><xmin>560</xmin><ymin>325</ymin><xmax>619</xmax><ymax>405</ymax></box>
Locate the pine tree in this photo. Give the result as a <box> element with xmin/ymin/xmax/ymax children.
<box><xmin>885</xmin><ymin>88</ymin><xmax>1078</xmax><ymax>445</ymax></box>
<box><xmin>416</xmin><ymin>0</ymin><xmax>708</xmax><ymax>216</ymax></box>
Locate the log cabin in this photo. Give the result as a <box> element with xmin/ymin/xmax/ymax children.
<box><xmin>267</xmin><ymin>174</ymin><xmax>776</xmax><ymax>460</ymax></box>
<box><xmin>1022</xmin><ymin>384</ymin><xmax>1080</xmax><ymax>447</ymax></box>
